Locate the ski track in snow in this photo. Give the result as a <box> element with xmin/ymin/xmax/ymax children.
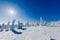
<box><xmin>0</xmin><ymin>26</ymin><xmax>60</xmax><ymax>40</ymax></box>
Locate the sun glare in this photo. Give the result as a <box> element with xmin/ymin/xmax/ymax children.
<box><xmin>9</xmin><ymin>10</ymin><xmax>14</xmax><ymax>15</ymax></box>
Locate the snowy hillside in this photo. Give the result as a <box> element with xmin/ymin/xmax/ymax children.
<box><xmin>0</xmin><ymin>26</ymin><xmax>60</xmax><ymax>40</ymax></box>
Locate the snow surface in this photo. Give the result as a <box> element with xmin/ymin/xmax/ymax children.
<box><xmin>0</xmin><ymin>26</ymin><xmax>60</xmax><ymax>40</ymax></box>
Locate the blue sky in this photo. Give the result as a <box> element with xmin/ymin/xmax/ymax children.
<box><xmin>0</xmin><ymin>0</ymin><xmax>60</xmax><ymax>24</ymax></box>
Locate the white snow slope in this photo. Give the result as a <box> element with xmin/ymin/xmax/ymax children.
<box><xmin>0</xmin><ymin>26</ymin><xmax>60</xmax><ymax>40</ymax></box>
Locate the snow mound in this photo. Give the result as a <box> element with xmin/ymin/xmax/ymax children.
<box><xmin>0</xmin><ymin>26</ymin><xmax>60</xmax><ymax>40</ymax></box>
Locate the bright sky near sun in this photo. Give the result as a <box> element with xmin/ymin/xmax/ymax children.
<box><xmin>0</xmin><ymin>0</ymin><xmax>37</xmax><ymax>24</ymax></box>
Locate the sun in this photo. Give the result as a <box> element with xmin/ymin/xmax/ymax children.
<box><xmin>9</xmin><ymin>10</ymin><xmax>14</xmax><ymax>15</ymax></box>
<box><xmin>6</xmin><ymin>8</ymin><xmax>16</xmax><ymax>16</ymax></box>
